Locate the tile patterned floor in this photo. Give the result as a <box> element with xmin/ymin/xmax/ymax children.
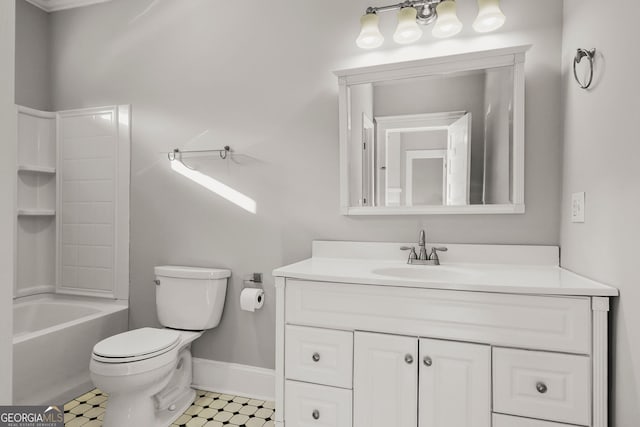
<box><xmin>63</xmin><ymin>389</ymin><xmax>275</xmax><ymax>427</ymax></box>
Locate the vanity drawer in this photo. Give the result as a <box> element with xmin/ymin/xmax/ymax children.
<box><xmin>493</xmin><ymin>348</ymin><xmax>590</xmax><ymax>426</ymax></box>
<box><xmin>285</xmin><ymin>380</ymin><xmax>352</xmax><ymax>427</ymax></box>
<box><xmin>493</xmin><ymin>414</ymin><xmax>579</xmax><ymax>427</ymax></box>
<box><xmin>285</xmin><ymin>280</ymin><xmax>592</xmax><ymax>354</ymax></box>
<box><xmin>285</xmin><ymin>325</ymin><xmax>353</xmax><ymax>388</ymax></box>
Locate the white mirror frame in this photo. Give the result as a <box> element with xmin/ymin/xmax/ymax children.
<box><xmin>335</xmin><ymin>45</ymin><xmax>530</xmax><ymax>216</ymax></box>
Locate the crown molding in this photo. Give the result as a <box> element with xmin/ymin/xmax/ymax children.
<box><xmin>23</xmin><ymin>0</ymin><xmax>111</xmax><ymax>13</ymax></box>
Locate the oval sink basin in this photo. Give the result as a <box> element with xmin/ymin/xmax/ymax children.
<box><xmin>372</xmin><ymin>266</ymin><xmax>473</xmax><ymax>282</ymax></box>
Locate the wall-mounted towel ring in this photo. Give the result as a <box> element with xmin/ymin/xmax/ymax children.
<box><xmin>573</xmin><ymin>48</ymin><xmax>596</xmax><ymax>89</ymax></box>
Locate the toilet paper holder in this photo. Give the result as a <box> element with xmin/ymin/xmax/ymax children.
<box><xmin>243</xmin><ymin>273</ymin><xmax>263</xmax><ymax>287</ymax></box>
<box><xmin>240</xmin><ymin>275</ymin><xmax>265</xmax><ymax>312</ymax></box>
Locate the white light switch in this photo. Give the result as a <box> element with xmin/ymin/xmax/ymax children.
<box><xmin>571</xmin><ymin>192</ymin><xmax>585</xmax><ymax>223</ymax></box>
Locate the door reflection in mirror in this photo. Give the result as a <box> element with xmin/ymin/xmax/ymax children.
<box><xmin>375</xmin><ymin>112</ymin><xmax>471</xmax><ymax>207</ymax></box>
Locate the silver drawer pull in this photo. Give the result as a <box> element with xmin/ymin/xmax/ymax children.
<box><xmin>423</xmin><ymin>356</ymin><xmax>433</xmax><ymax>367</ymax></box>
<box><xmin>312</xmin><ymin>409</ymin><xmax>320</xmax><ymax>420</ymax></box>
<box><xmin>312</xmin><ymin>352</ymin><xmax>321</xmax><ymax>362</ymax></box>
<box><xmin>405</xmin><ymin>354</ymin><xmax>414</xmax><ymax>364</ymax></box>
<box><xmin>536</xmin><ymin>382</ymin><xmax>548</xmax><ymax>394</ymax></box>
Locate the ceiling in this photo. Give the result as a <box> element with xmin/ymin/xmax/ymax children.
<box><xmin>24</xmin><ymin>0</ymin><xmax>112</xmax><ymax>13</ymax></box>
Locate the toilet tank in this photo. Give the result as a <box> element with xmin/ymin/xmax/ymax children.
<box><xmin>154</xmin><ymin>266</ymin><xmax>231</xmax><ymax>330</ymax></box>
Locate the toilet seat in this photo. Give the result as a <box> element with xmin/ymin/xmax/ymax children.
<box><xmin>90</xmin><ymin>330</ymin><xmax>202</xmax><ymax>378</ymax></box>
<box><xmin>92</xmin><ymin>328</ymin><xmax>181</xmax><ymax>364</ymax></box>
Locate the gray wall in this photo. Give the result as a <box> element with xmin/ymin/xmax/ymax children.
<box><xmin>15</xmin><ymin>0</ymin><xmax>50</xmax><ymax>110</ymax></box>
<box><xmin>0</xmin><ymin>0</ymin><xmax>16</xmax><ymax>404</ymax></box>
<box><xmin>561</xmin><ymin>1</ymin><xmax>640</xmax><ymax>425</ymax></box>
<box><xmin>48</xmin><ymin>0</ymin><xmax>564</xmax><ymax>369</ymax></box>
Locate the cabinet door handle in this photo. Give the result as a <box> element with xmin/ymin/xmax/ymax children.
<box><xmin>312</xmin><ymin>352</ymin><xmax>320</xmax><ymax>362</ymax></box>
<box><xmin>312</xmin><ymin>409</ymin><xmax>320</xmax><ymax>420</ymax></box>
<box><xmin>423</xmin><ymin>356</ymin><xmax>433</xmax><ymax>367</ymax></box>
<box><xmin>536</xmin><ymin>382</ymin><xmax>548</xmax><ymax>394</ymax></box>
<box><xmin>404</xmin><ymin>354</ymin><xmax>414</xmax><ymax>364</ymax></box>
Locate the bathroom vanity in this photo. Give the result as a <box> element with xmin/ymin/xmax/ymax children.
<box><xmin>273</xmin><ymin>241</ymin><xmax>618</xmax><ymax>427</ymax></box>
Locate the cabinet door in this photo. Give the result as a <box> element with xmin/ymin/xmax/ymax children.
<box><xmin>419</xmin><ymin>338</ymin><xmax>491</xmax><ymax>427</ymax></box>
<box><xmin>354</xmin><ymin>332</ymin><xmax>418</xmax><ymax>427</ymax></box>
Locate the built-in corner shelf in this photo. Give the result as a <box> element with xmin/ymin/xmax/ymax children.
<box><xmin>17</xmin><ymin>209</ymin><xmax>56</xmax><ymax>217</ymax></box>
<box><xmin>15</xmin><ymin>105</ymin><xmax>58</xmax><ymax>299</ymax></box>
<box><xmin>18</xmin><ymin>164</ymin><xmax>56</xmax><ymax>174</ymax></box>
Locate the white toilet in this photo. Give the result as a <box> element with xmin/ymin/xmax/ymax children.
<box><xmin>90</xmin><ymin>265</ymin><xmax>231</xmax><ymax>427</ymax></box>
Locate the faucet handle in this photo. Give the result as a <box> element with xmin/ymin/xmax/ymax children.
<box><xmin>429</xmin><ymin>247</ymin><xmax>448</xmax><ymax>265</ymax></box>
<box><xmin>401</xmin><ymin>246</ymin><xmax>418</xmax><ymax>261</ymax></box>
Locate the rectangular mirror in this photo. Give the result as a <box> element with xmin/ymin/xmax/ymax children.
<box><xmin>336</xmin><ymin>46</ymin><xmax>529</xmax><ymax>215</ymax></box>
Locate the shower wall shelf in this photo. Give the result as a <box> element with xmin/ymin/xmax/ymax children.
<box><xmin>18</xmin><ymin>165</ymin><xmax>56</xmax><ymax>174</ymax></box>
<box><xmin>17</xmin><ymin>209</ymin><xmax>56</xmax><ymax>216</ymax></box>
<box><xmin>15</xmin><ymin>105</ymin><xmax>57</xmax><ymax>298</ymax></box>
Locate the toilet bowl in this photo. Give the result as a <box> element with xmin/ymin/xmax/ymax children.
<box><xmin>89</xmin><ymin>266</ymin><xmax>230</xmax><ymax>427</ymax></box>
<box><xmin>90</xmin><ymin>328</ymin><xmax>202</xmax><ymax>427</ymax></box>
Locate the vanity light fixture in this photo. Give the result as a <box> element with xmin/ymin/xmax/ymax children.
<box><xmin>472</xmin><ymin>0</ymin><xmax>506</xmax><ymax>33</ymax></box>
<box><xmin>356</xmin><ymin>12</ymin><xmax>385</xmax><ymax>49</ymax></box>
<box><xmin>432</xmin><ymin>0</ymin><xmax>463</xmax><ymax>38</ymax></box>
<box><xmin>393</xmin><ymin>7</ymin><xmax>424</xmax><ymax>44</ymax></box>
<box><xmin>356</xmin><ymin>0</ymin><xmax>506</xmax><ymax>49</ymax></box>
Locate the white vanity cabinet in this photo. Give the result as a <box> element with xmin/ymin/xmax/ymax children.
<box><xmin>274</xmin><ymin>279</ymin><xmax>613</xmax><ymax>427</ymax></box>
<box><xmin>273</xmin><ymin>243</ymin><xmax>617</xmax><ymax>427</ymax></box>
<box><xmin>418</xmin><ymin>338</ymin><xmax>491</xmax><ymax>427</ymax></box>
<box><xmin>353</xmin><ymin>332</ymin><xmax>491</xmax><ymax>427</ymax></box>
<box><xmin>353</xmin><ymin>332</ymin><xmax>418</xmax><ymax>427</ymax></box>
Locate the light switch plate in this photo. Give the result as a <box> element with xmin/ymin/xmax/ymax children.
<box><xmin>571</xmin><ymin>192</ymin><xmax>585</xmax><ymax>223</ymax></box>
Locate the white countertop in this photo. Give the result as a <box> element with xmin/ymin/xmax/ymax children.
<box><xmin>273</xmin><ymin>249</ymin><xmax>618</xmax><ymax>297</ymax></box>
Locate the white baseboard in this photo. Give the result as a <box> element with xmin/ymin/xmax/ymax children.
<box><xmin>192</xmin><ymin>358</ymin><xmax>275</xmax><ymax>402</ymax></box>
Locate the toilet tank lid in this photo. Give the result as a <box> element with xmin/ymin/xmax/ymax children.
<box><xmin>155</xmin><ymin>265</ymin><xmax>231</xmax><ymax>279</ymax></box>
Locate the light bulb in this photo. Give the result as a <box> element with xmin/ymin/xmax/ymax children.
<box><xmin>393</xmin><ymin>7</ymin><xmax>423</xmax><ymax>45</ymax></box>
<box><xmin>432</xmin><ymin>0</ymin><xmax>463</xmax><ymax>39</ymax></box>
<box><xmin>473</xmin><ymin>0</ymin><xmax>506</xmax><ymax>33</ymax></box>
<box><xmin>356</xmin><ymin>13</ymin><xmax>384</xmax><ymax>49</ymax></box>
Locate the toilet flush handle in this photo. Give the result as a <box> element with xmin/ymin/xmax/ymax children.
<box><xmin>154</xmin><ymin>279</ymin><xmax>160</xmax><ymax>286</ymax></box>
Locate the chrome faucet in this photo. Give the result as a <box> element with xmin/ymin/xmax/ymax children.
<box><xmin>402</xmin><ymin>229</ymin><xmax>448</xmax><ymax>265</ymax></box>
<box><xmin>418</xmin><ymin>230</ymin><xmax>428</xmax><ymax>261</ymax></box>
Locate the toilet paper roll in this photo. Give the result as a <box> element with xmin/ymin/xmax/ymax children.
<box><xmin>240</xmin><ymin>288</ymin><xmax>264</xmax><ymax>312</ymax></box>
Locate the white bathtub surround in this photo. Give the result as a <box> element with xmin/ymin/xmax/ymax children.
<box><xmin>13</xmin><ymin>104</ymin><xmax>131</xmax><ymax>300</ymax></box>
<box><xmin>11</xmin><ymin>104</ymin><xmax>131</xmax><ymax>407</ymax></box>
<box><xmin>57</xmin><ymin>106</ymin><xmax>130</xmax><ymax>300</ymax></box>
<box><xmin>12</xmin><ymin>294</ymin><xmax>127</xmax><ymax>406</ymax></box>
<box><xmin>272</xmin><ymin>241</ymin><xmax>617</xmax><ymax>427</ymax></box>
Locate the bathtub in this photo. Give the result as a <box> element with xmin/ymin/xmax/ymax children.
<box><xmin>13</xmin><ymin>294</ymin><xmax>128</xmax><ymax>405</ymax></box>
